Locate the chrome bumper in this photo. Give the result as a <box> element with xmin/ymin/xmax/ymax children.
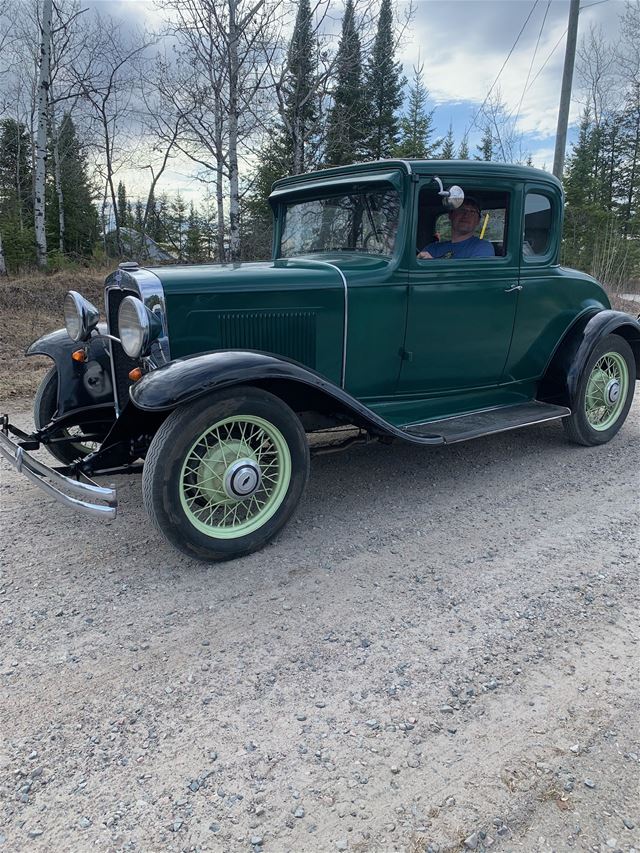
<box><xmin>0</xmin><ymin>416</ymin><xmax>117</xmax><ymax>520</ymax></box>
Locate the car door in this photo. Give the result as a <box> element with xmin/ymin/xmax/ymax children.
<box><xmin>397</xmin><ymin>178</ymin><xmax>521</xmax><ymax>395</ymax></box>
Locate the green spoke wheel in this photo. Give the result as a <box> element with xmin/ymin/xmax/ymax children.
<box><xmin>142</xmin><ymin>388</ymin><xmax>309</xmax><ymax>561</ymax></box>
<box><xmin>564</xmin><ymin>334</ymin><xmax>636</xmax><ymax>446</ymax></box>
<box><xmin>179</xmin><ymin>415</ymin><xmax>292</xmax><ymax>539</ymax></box>
<box><xmin>584</xmin><ymin>352</ymin><xmax>629</xmax><ymax>430</ymax></box>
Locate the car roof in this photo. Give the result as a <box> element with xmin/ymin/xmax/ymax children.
<box><xmin>271</xmin><ymin>159</ymin><xmax>562</xmax><ymax>195</ymax></box>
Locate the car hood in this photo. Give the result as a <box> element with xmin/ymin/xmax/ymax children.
<box><xmin>143</xmin><ymin>255</ymin><xmax>390</xmax><ymax>295</ymax></box>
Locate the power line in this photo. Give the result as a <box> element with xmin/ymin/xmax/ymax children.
<box><xmin>523</xmin><ymin>0</ymin><xmax>610</xmax><ymax>97</ymax></box>
<box><xmin>513</xmin><ymin>0</ymin><xmax>551</xmax><ymax>123</ymax></box>
<box><xmin>469</xmin><ymin>0</ymin><xmax>540</xmax><ymax>132</ymax></box>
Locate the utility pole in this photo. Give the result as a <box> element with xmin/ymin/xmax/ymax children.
<box><xmin>553</xmin><ymin>0</ymin><xmax>580</xmax><ymax>179</ymax></box>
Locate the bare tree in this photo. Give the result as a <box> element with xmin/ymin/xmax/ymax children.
<box><xmin>34</xmin><ymin>0</ymin><xmax>53</xmax><ymax>268</ymax></box>
<box><xmin>70</xmin><ymin>15</ymin><xmax>151</xmax><ymax>256</ymax></box>
<box><xmin>161</xmin><ymin>0</ymin><xmax>284</xmax><ymax>260</ymax></box>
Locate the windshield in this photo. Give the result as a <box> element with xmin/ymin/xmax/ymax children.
<box><xmin>279</xmin><ymin>187</ymin><xmax>401</xmax><ymax>258</ymax></box>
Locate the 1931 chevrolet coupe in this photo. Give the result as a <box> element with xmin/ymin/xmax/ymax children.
<box><xmin>1</xmin><ymin>160</ymin><xmax>639</xmax><ymax>561</ymax></box>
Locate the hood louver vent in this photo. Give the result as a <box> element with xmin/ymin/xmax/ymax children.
<box><xmin>217</xmin><ymin>310</ymin><xmax>317</xmax><ymax>368</ymax></box>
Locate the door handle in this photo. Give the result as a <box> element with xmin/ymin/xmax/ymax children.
<box><xmin>504</xmin><ymin>284</ymin><xmax>523</xmax><ymax>293</ymax></box>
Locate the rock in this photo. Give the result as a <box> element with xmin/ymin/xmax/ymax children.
<box><xmin>28</xmin><ymin>829</ymin><xmax>44</xmax><ymax>839</ymax></box>
<box><xmin>188</xmin><ymin>780</ymin><xmax>200</xmax><ymax>792</ymax></box>
<box><xmin>296</xmin><ymin>713</ymin><xmax>307</xmax><ymax>721</ymax></box>
<box><xmin>171</xmin><ymin>820</ymin><xmax>183</xmax><ymax>832</ymax></box>
<box><xmin>390</xmin><ymin>765</ymin><xmax>400</xmax><ymax>774</ymax></box>
<box><xmin>336</xmin><ymin>840</ymin><xmax>348</xmax><ymax>851</ymax></box>
<box><xmin>439</xmin><ymin>705</ymin><xmax>455</xmax><ymax>714</ymax></box>
<box><xmin>78</xmin><ymin>817</ymin><xmax>91</xmax><ymax>829</ymax></box>
<box><xmin>251</xmin><ymin>835</ymin><xmax>263</xmax><ymax>845</ymax></box>
<box><xmin>209</xmin><ymin>823</ymin><xmax>220</xmax><ymax>832</ymax></box>
<box><xmin>583</xmin><ymin>778</ymin><xmax>596</xmax><ymax>789</ymax></box>
<box><xmin>464</xmin><ymin>833</ymin><xmax>478</xmax><ymax>849</ymax></box>
<box><xmin>294</xmin><ymin>807</ymin><xmax>305</xmax><ymax>818</ymax></box>
<box><xmin>623</xmin><ymin>819</ymin><xmax>635</xmax><ymax>830</ymax></box>
<box><xmin>606</xmin><ymin>840</ymin><xmax>618</xmax><ymax>849</ymax></box>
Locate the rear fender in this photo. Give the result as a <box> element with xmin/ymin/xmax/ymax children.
<box><xmin>27</xmin><ymin>324</ymin><xmax>114</xmax><ymax>417</ymax></box>
<box><xmin>539</xmin><ymin>310</ymin><xmax>640</xmax><ymax>407</ymax></box>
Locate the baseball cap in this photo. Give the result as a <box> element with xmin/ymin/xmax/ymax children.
<box><xmin>459</xmin><ymin>196</ymin><xmax>482</xmax><ymax>215</ymax></box>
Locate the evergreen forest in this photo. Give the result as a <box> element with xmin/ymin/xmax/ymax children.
<box><xmin>0</xmin><ymin>0</ymin><xmax>638</xmax><ymax>288</ymax></box>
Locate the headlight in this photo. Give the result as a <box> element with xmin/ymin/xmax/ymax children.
<box><xmin>118</xmin><ymin>296</ymin><xmax>162</xmax><ymax>358</ymax></box>
<box><xmin>64</xmin><ymin>291</ymin><xmax>100</xmax><ymax>341</ymax></box>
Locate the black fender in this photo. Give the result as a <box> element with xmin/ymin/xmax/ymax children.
<box><xmin>130</xmin><ymin>350</ymin><xmax>444</xmax><ymax>445</ymax></box>
<box><xmin>539</xmin><ymin>309</ymin><xmax>640</xmax><ymax>408</ymax></box>
<box><xmin>27</xmin><ymin>323</ymin><xmax>115</xmax><ymax>418</ymax></box>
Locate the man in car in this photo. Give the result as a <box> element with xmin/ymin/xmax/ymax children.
<box><xmin>418</xmin><ymin>197</ymin><xmax>494</xmax><ymax>259</ymax></box>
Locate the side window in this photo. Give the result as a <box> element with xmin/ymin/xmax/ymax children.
<box><xmin>523</xmin><ymin>193</ymin><xmax>552</xmax><ymax>257</ymax></box>
<box><xmin>416</xmin><ymin>185</ymin><xmax>510</xmax><ymax>259</ymax></box>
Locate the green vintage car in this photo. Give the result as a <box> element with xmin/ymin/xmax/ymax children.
<box><xmin>1</xmin><ymin>160</ymin><xmax>639</xmax><ymax>560</ymax></box>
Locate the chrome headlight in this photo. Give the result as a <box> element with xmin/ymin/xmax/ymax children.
<box><xmin>118</xmin><ymin>296</ymin><xmax>162</xmax><ymax>358</ymax></box>
<box><xmin>64</xmin><ymin>291</ymin><xmax>100</xmax><ymax>341</ymax></box>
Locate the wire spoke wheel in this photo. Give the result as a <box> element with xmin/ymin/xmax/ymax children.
<box><xmin>584</xmin><ymin>352</ymin><xmax>629</xmax><ymax>431</ymax></box>
<box><xmin>564</xmin><ymin>333</ymin><xmax>636</xmax><ymax>447</ymax></box>
<box><xmin>179</xmin><ymin>415</ymin><xmax>292</xmax><ymax>539</ymax></box>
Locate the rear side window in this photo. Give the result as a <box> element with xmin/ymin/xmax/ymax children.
<box><xmin>523</xmin><ymin>193</ymin><xmax>552</xmax><ymax>256</ymax></box>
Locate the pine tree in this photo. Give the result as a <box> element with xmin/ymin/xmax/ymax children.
<box><xmin>0</xmin><ymin>119</ymin><xmax>33</xmax><ymax>228</ymax></box>
<box><xmin>394</xmin><ymin>63</ymin><xmax>437</xmax><ymax>159</ymax></box>
<box><xmin>184</xmin><ymin>203</ymin><xmax>203</xmax><ymax>262</ymax></box>
<box><xmin>242</xmin><ymin>135</ymin><xmax>290</xmax><ymax>261</ymax></box>
<box><xmin>45</xmin><ymin>113</ymin><xmax>98</xmax><ymax>257</ymax></box>
<box><xmin>440</xmin><ymin>123</ymin><xmax>455</xmax><ymax>159</ymax></box>
<box><xmin>168</xmin><ymin>193</ymin><xmax>187</xmax><ymax>260</ymax></box>
<box><xmin>117</xmin><ymin>181</ymin><xmax>128</xmax><ymax>229</ymax></box>
<box><xmin>0</xmin><ymin>119</ymin><xmax>35</xmax><ymax>269</ymax></box>
<box><xmin>563</xmin><ymin>108</ymin><xmax>608</xmax><ymax>272</ymax></box>
<box><xmin>364</xmin><ymin>0</ymin><xmax>405</xmax><ymax>160</ymax></box>
<box><xmin>325</xmin><ymin>0</ymin><xmax>368</xmax><ymax>166</ymax></box>
<box><xmin>457</xmin><ymin>133</ymin><xmax>470</xmax><ymax>160</ymax></box>
<box><xmin>283</xmin><ymin>0</ymin><xmax>318</xmax><ymax>174</ymax></box>
<box><xmin>476</xmin><ymin>125</ymin><xmax>493</xmax><ymax>161</ymax></box>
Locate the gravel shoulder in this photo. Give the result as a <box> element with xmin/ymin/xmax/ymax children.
<box><xmin>0</xmin><ymin>399</ymin><xmax>639</xmax><ymax>853</ymax></box>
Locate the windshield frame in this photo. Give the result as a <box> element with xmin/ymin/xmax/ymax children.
<box><xmin>275</xmin><ymin>181</ymin><xmax>404</xmax><ymax>261</ymax></box>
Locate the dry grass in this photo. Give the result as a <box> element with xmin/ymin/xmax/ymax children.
<box><xmin>0</xmin><ymin>270</ymin><xmax>638</xmax><ymax>404</ymax></box>
<box><xmin>0</xmin><ymin>270</ymin><xmax>106</xmax><ymax>400</ymax></box>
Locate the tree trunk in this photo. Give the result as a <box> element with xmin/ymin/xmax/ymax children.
<box><xmin>50</xmin><ymin>102</ymin><xmax>65</xmax><ymax>254</ymax></box>
<box><xmin>34</xmin><ymin>0</ymin><xmax>53</xmax><ymax>269</ymax></box>
<box><xmin>227</xmin><ymin>0</ymin><xmax>241</xmax><ymax>262</ymax></box>
<box><xmin>214</xmin><ymin>90</ymin><xmax>226</xmax><ymax>262</ymax></box>
<box><xmin>0</xmin><ymin>231</ymin><xmax>7</xmax><ymax>276</ymax></box>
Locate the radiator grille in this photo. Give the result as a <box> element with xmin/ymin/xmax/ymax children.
<box><xmin>217</xmin><ymin>310</ymin><xmax>316</xmax><ymax>367</ymax></box>
<box><xmin>106</xmin><ymin>287</ymin><xmax>139</xmax><ymax>411</ymax></box>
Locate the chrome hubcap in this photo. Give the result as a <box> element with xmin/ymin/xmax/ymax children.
<box><xmin>224</xmin><ymin>458</ymin><xmax>262</xmax><ymax>499</ymax></box>
<box><xmin>605</xmin><ymin>379</ymin><xmax>620</xmax><ymax>405</ymax></box>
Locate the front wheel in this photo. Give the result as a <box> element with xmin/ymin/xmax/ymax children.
<box><xmin>34</xmin><ymin>367</ymin><xmax>112</xmax><ymax>465</ymax></box>
<box><xmin>142</xmin><ymin>387</ymin><xmax>310</xmax><ymax>561</ymax></box>
<box><xmin>563</xmin><ymin>334</ymin><xmax>636</xmax><ymax>446</ymax></box>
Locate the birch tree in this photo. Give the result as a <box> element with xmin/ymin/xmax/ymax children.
<box><xmin>34</xmin><ymin>0</ymin><xmax>52</xmax><ymax>268</ymax></box>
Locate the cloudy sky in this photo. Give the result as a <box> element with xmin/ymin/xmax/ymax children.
<box><xmin>104</xmin><ymin>0</ymin><xmax>624</xmax><ymax>199</ymax></box>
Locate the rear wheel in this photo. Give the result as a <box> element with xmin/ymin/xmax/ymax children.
<box><xmin>35</xmin><ymin>367</ymin><xmax>112</xmax><ymax>465</ymax></box>
<box><xmin>563</xmin><ymin>334</ymin><xmax>636</xmax><ymax>446</ymax></box>
<box><xmin>142</xmin><ymin>387</ymin><xmax>310</xmax><ymax>561</ymax></box>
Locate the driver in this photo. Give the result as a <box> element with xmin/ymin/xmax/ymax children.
<box><xmin>418</xmin><ymin>197</ymin><xmax>494</xmax><ymax>259</ymax></box>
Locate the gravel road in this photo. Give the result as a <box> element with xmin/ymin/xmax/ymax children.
<box><xmin>1</xmin><ymin>399</ymin><xmax>638</xmax><ymax>853</ymax></box>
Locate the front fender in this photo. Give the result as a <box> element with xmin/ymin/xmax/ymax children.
<box><xmin>540</xmin><ymin>310</ymin><xmax>640</xmax><ymax>407</ymax></box>
<box><xmin>130</xmin><ymin>350</ymin><xmax>443</xmax><ymax>445</ymax></box>
<box><xmin>27</xmin><ymin>324</ymin><xmax>114</xmax><ymax>417</ymax></box>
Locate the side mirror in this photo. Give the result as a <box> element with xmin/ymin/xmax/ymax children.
<box><xmin>432</xmin><ymin>176</ymin><xmax>465</xmax><ymax>209</ymax></box>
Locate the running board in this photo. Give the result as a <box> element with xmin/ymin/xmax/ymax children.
<box><xmin>401</xmin><ymin>401</ymin><xmax>571</xmax><ymax>444</ymax></box>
